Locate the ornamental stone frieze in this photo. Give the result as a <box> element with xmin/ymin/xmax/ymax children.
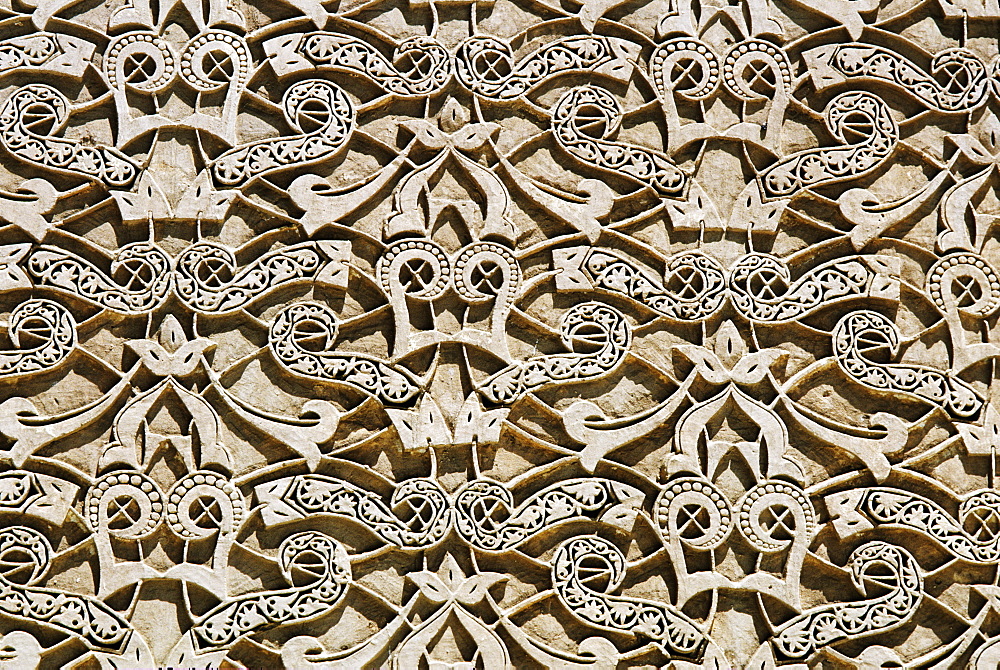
<box><xmin>0</xmin><ymin>0</ymin><xmax>997</xmax><ymax>667</ymax></box>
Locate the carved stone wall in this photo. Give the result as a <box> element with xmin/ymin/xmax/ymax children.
<box><xmin>0</xmin><ymin>0</ymin><xmax>998</xmax><ymax>667</ymax></box>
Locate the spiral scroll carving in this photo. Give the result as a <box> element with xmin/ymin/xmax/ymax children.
<box><xmin>0</xmin><ymin>0</ymin><xmax>997</xmax><ymax>665</ymax></box>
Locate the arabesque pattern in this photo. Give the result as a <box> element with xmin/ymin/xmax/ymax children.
<box><xmin>0</xmin><ymin>0</ymin><xmax>998</xmax><ymax>666</ymax></box>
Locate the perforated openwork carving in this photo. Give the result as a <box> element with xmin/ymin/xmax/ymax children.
<box><xmin>0</xmin><ymin>0</ymin><xmax>998</xmax><ymax>667</ymax></box>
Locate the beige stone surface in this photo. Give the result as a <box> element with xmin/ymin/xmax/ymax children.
<box><xmin>0</xmin><ymin>0</ymin><xmax>996</xmax><ymax>667</ymax></box>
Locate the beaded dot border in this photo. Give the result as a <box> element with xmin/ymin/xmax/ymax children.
<box><xmin>736</xmin><ymin>480</ymin><xmax>815</xmax><ymax>553</ymax></box>
<box><xmin>165</xmin><ymin>471</ymin><xmax>245</xmax><ymax>539</ymax></box>
<box><xmin>180</xmin><ymin>31</ymin><xmax>249</xmax><ymax>92</ymax></box>
<box><xmin>85</xmin><ymin>471</ymin><xmax>163</xmax><ymax>538</ymax></box>
<box><xmin>452</xmin><ymin>242</ymin><xmax>520</xmax><ymax>303</ymax></box>
<box><xmin>722</xmin><ymin>39</ymin><xmax>793</xmax><ymax>101</ymax></box>
<box><xmin>926</xmin><ymin>252</ymin><xmax>1000</xmax><ymax>317</ymax></box>
<box><xmin>651</xmin><ymin>38</ymin><xmax>720</xmax><ymax>101</ymax></box>
<box><xmin>377</xmin><ymin>239</ymin><xmax>452</xmax><ymax>300</ymax></box>
<box><xmin>104</xmin><ymin>33</ymin><xmax>176</xmax><ymax>93</ymax></box>
<box><xmin>654</xmin><ymin>477</ymin><xmax>732</xmax><ymax>550</ymax></box>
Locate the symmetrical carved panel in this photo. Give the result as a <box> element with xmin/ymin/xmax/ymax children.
<box><xmin>0</xmin><ymin>0</ymin><xmax>998</xmax><ymax>666</ymax></box>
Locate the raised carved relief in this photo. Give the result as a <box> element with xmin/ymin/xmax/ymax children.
<box><xmin>0</xmin><ymin>0</ymin><xmax>996</xmax><ymax>666</ymax></box>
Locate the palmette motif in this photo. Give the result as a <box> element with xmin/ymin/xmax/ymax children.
<box><xmin>0</xmin><ymin>0</ymin><xmax>997</xmax><ymax>666</ymax></box>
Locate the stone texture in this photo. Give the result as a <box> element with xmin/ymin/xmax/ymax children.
<box><xmin>0</xmin><ymin>0</ymin><xmax>996</xmax><ymax>667</ymax></box>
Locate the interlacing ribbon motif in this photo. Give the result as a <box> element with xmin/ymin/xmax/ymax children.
<box><xmin>269</xmin><ymin>301</ymin><xmax>422</xmax><ymax>405</ymax></box>
<box><xmin>828</xmin><ymin>487</ymin><xmax>1000</xmax><ymax>563</ymax></box>
<box><xmin>256</xmin><ymin>476</ymin><xmax>451</xmax><ymax>548</ymax></box>
<box><xmin>212</xmin><ymin>79</ymin><xmax>354</xmax><ymax>187</ymax></box>
<box><xmin>0</xmin><ymin>0</ymin><xmax>998</xmax><ymax>663</ymax></box>
<box><xmin>28</xmin><ymin>243</ymin><xmax>172</xmax><ymax>313</ymax></box>
<box><xmin>760</xmin><ymin>91</ymin><xmax>897</xmax><ymax>200</ymax></box>
<box><xmin>0</xmin><ymin>527</ymin><xmax>138</xmax><ymax>653</ymax></box>
<box><xmin>552</xmin><ymin>536</ymin><xmax>707</xmax><ymax>658</ymax></box>
<box><xmin>190</xmin><ymin>531</ymin><xmax>351</xmax><ymax>652</ymax></box>
<box><xmin>456</xmin><ymin>35</ymin><xmax>634</xmax><ymax>100</ymax></box>
<box><xmin>0</xmin><ymin>299</ymin><xmax>76</xmax><ymax>376</ymax></box>
<box><xmin>807</xmin><ymin>43</ymin><xmax>990</xmax><ymax>112</ymax></box>
<box><xmin>551</xmin><ymin>86</ymin><xmax>687</xmax><ymax>197</ymax></box>
<box><xmin>833</xmin><ymin>310</ymin><xmax>982</xmax><ymax>418</ymax></box>
<box><xmin>0</xmin><ymin>34</ymin><xmax>60</xmax><ymax>71</ymax></box>
<box><xmin>478</xmin><ymin>301</ymin><xmax>631</xmax><ymax>404</ymax></box>
<box><xmin>0</xmin><ymin>84</ymin><xmax>138</xmax><ymax>187</ymax></box>
<box><xmin>283</xmin><ymin>34</ymin><xmax>452</xmax><ymax>96</ymax></box>
<box><xmin>175</xmin><ymin>242</ymin><xmax>331</xmax><ymax>313</ymax></box>
<box><xmin>729</xmin><ymin>254</ymin><xmax>899</xmax><ymax>322</ymax></box>
<box><xmin>772</xmin><ymin>542</ymin><xmax>922</xmax><ymax>659</ymax></box>
<box><xmin>581</xmin><ymin>249</ymin><xmax>727</xmax><ymax>321</ymax></box>
<box><xmin>0</xmin><ymin>33</ymin><xmax>93</xmax><ymax>76</ymax></box>
<box><xmin>454</xmin><ymin>479</ymin><xmax>637</xmax><ymax>551</ymax></box>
